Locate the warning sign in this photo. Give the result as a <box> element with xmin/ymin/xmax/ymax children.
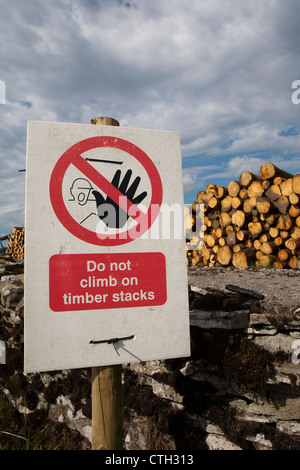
<box><xmin>49</xmin><ymin>136</ymin><xmax>163</xmax><ymax>246</ymax></box>
<box><xmin>24</xmin><ymin>120</ymin><xmax>190</xmax><ymax>373</ymax></box>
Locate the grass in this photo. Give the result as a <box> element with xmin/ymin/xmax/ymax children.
<box><xmin>0</xmin><ymin>394</ymin><xmax>90</xmax><ymax>450</ymax></box>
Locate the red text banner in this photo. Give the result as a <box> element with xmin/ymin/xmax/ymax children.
<box><xmin>49</xmin><ymin>252</ymin><xmax>167</xmax><ymax>312</ymax></box>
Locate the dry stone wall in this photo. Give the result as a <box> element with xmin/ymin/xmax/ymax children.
<box><xmin>1</xmin><ymin>253</ymin><xmax>300</xmax><ymax>450</ymax></box>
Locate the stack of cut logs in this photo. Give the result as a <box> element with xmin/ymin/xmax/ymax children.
<box><xmin>6</xmin><ymin>227</ymin><xmax>24</xmax><ymax>260</ymax></box>
<box><xmin>187</xmin><ymin>163</ymin><xmax>300</xmax><ymax>269</ymax></box>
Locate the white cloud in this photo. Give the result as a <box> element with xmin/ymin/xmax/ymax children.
<box><xmin>182</xmin><ymin>172</ymin><xmax>197</xmax><ymax>194</ymax></box>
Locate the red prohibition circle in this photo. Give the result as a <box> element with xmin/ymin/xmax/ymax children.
<box><xmin>49</xmin><ymin>136</ymin><xmax>163</xmax><ymax>246</ymax></box>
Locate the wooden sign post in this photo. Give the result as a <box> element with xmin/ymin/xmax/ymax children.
<box><xmin>91</xmin><ymin>117</ymin><xmax>122</xmax><ymax>451</ymax></box>
<box><xmin>24</xmin><ymin>116</ymin><xmax>190</xmax><ymax>451</ymax></box>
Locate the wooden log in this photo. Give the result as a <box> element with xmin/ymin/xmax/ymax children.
<box><xmin>225</xmin><ymin>225</ymin><xmax>234</xmax><ymax>234</ymax></box>
<box><xmin>202</xmin><ymin>191</ymin><xmax>215</xmax><ymax>208</ymax></box>
<box><xmin>5</xmin><ymin>227</ymin><xmax>25</xmax><ymax>260</ymax></box>
<box><xmin>243</xmin><ymin>197</ymin><xmax>257</xmax><ymax>214</ymax></box>
<box><xmin>239</xmin><ymin>171</ymin><xmax>261</xmax><ymax>187</ymax></box>
<box><xmin>231</xmin><ymin>196</ymin><xmax>242</xmax><ymax>209</ymax></box>
<box><xmin>263</xmin><ymin>213</ymin><xmax>279</xmax><ymax>226</ymax></box>
<box><xmin>236</xmin><ymin>230</ymin><xmax>250</xmax><ymax>242</ymax></box>
<box><xmin>260</xmin><ymin>162</ymin><xmax>293</xmax><ymax>180</ymax></box>
<box><xmin>291</xmin><ymin>226</ymin><xmax>300</xmax><ymax>239</ymax></box>
<box><xmin>197</xmin><ymin>191</ymin><xmax>206</xmax><ymax>204</ymax></box>
<box><xmin>253</xmin><ymin>239</ymin><xmax>262</xmax><ymax>250</ymax></box>
<box><xmin>231</xmin><ymin>210</ymin><xmax>246</xmax><ymax>227</ymax></box>
<box><xmin>256</xmin><ymin>197</ymin><xmax>275</xmax><ymax>214</ymax></box>
<box><xmin>280</xmin><ymin>230</ymin><xmax>289</xmax><ymax>239</ymax></box>
<box><xmin>265</xmin><ymin>184</ymin><xmax>281</xmax><ymax>201</ymax></box>
<box><xmin>204</xmin><ymin>216</ymin><xmax>211</xmax><ymax>227</ymax></box>
<box><xmin>247</xmin><ymin>181</ymin><xmax>264</xmax><ymax>198</ymax></box>
<box><xmin>278</xmin><ymin>249</ymin><xmax>290</xmax><ymax>261</ymax></box>
<box><xmin>192</xmin><ymin>256</ymin><xmax>201</xmax><ymax>266</ymax></box>
<box><xmin>274</xmin><ymin>236</ymin><xmax>283</xmax><ymax>247</ymax></box>
<box><xmin>214</xmin><ymin>227</ymin><xmax>224</xmax><ymax>238</ymax></box>
<box><xmin>218</xmin><ymin>237</ymin><xmax>226</xmax><ymax>246</ymax></box>
<box><xmin>239</xmin><ymin>187</ymin><xmax>248</xmax><ymax>200</ymax></box>
<box><xmin>191</xmin><ymin>201</ymin><xmax>198</xmax><ymax>212</ymax></box>
<box><xmin>206</xmin><ymin>183</ymin><xmax>216</xmax><ymax>193</ymax></box>
<box><xmin>280</xmin><ymin>178</ymin><xmax>293</xmax><ymax>197</ymax></box>
<box><xmin>289</xmin><ymin>193</ymin><xmax>299</xmax><ymax>205</ymax></box>
<box><xmin>261</xmin><ymin>241</ymin><xmax>278</xmax><ymax>255</ymax></box>
<box><xmin>274</xmin><ymin>261</ymin><xmax>289</xmax><ymax>269</ymax></box>
<box><xmin>232</xmin><ymin>248</ymin><xmax>256</xmax><ymax>269</ymax></box>
<box><xmin>228</xmin><ymin>180</ymin><xmax>241</xmax><ymax>197</ymax></box>
<box><xmin>202</xmin><ymin>245</ymin><xmax>213</xmax><ymax>261</ymax></box>
<box><xmin>285</xmin><ymin>238</ymin><xmax>300</xmax><ymax>251</ymax></box>
<box><xmin>248</xmin><ymin>221</ymin><xmax>263</xmax><ymax>239</ymax></box>
<box><xmin>274</xmin><ymin>176</ymin><xmax>284</xmax><ymax>185</ymax></box>
<box><xmin>211</xmin><ymin>219</ymin><xmax>220</xmax><ymax>230</ymax></box>
<box><xmin>256</xmin><ymin>254</ymin><xmax>277</xmax><ymax>268</ymax></box>
<box><xmin>206</xmin><ymin>234</ymin><xmax>218</xmax><ymax>247</ymax></box>
<box><xmin>220</xmin><ymin>212</ymin><xmax>231</xmax><ymax>228</ymax></box>
<box><xmin>208</xmin><ymin>196</ymin><xmax>219</xmax><ymax>209</ymax></box>
<box><xmin>259</xmin><ymin>233</ymin><xmax>271</xmax><ymax>243</ymax></box>
<box><xmin>289</xmin><ymin>256</ymin><xmax>300</xmax><ymax>269</ymax></box>
<box><xmin>221</xmin><ymin>195</ymin><xmax>232</xmax><ymax>212</ymax></box>
<box><xmin>277</xmin><ymin>214</ymin><xmax>292</xmax><ymax>230</ymax></box>
<box><xmin>215</xmin><ymin>186</ymin><xmax>228</xmax><ymax>199</ymax></box>
<box><xmin>243</xmin><ymin>198</ymin><xmax>253</xmax><ymax>214</ymax></box>
<box><xmin>289</xmin><ymin>204</ymin><xmax>300</xmax><ymax>218</ymax></box>
<box><xmin>233</xmin><ymin>244</ymin><xmax>246</xmax><ymax>253</ymax></box>
<box><xmin>269</xmin><ymin>226</ymin><xmax>279</xmax><ymax>238</ymax></box>
<box><xmin>232</xmin><ymin>251</ymin><xmax>248</xmax><ymax>269</ymax></box>
<box><xmin>273</xmin><ymin>195</ymin><xmax>290</xmax><ymax>214</ymax></box>
<box><xmin>292</xmin><ymin>174</ymin><xmax>300</xmax><ymax>195</ymax></box>
<box><xmin>217</xmin><ymin>245</ymin><xmax>232</xmax><ymax>266</ymax></box>
<box><xmin>226</xmin><ymin>230</ymin><xmax>236</xmax><ymax>246</ymax></box>
<box><xmin>262</xmin><ymin>180</ymin><xmax>271</xmax><ymax>190</ymax></box>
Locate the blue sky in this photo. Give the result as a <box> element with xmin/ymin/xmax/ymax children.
<box><xmin>0</xmin><ymin>0</ymin><xmax>300</xmax><ymax>239</ymax></box>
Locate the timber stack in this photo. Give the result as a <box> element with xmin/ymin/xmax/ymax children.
<box><xmin>6</xmin><ymin>226</ymin><xmax>25</xmax><ymax>260</ymax></box>
<box><xmin>187</xmin><ymin>163</ymin><xmax>300</xmax><ymax>269</ymax></box>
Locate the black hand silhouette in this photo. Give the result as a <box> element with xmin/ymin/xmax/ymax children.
<box><xmin>92</xmin><ymin>169</ymin><xmax>147</xmax><ymax>228</ymax></box>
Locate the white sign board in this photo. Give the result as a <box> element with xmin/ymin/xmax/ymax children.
<box><xmin>24</xmin><ymin>120</ymin><xmax>190</xmax><ymax>373</ymax></box>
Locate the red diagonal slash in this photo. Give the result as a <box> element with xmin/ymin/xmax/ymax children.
<box><xmin>72</xmin><ymin>153</ymin><xmax>147</xmax><ymax>221</ymax></box>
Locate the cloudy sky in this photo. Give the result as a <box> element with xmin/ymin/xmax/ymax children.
<box><xmin>0</xmin><ymin>0</ymin><xmax>300</xmax><ymax>238</ymax></box>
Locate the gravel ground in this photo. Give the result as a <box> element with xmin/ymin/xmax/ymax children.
<box><xmin>188</xmin><ymin>266</ymin><xmax>300</xmax><ymax>310</ymax></box>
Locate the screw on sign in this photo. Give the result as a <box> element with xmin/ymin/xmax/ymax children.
<box><xmin>49</xmin><ymin>136</ymin><xmax>163</xmax><ymax>245</ymax></box>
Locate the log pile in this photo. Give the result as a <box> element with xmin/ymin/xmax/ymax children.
<box><xmin>6</xmin><ymin>226</ymin><xmax>25</xmax><ymax>260</ymax></box>
<box><xmin>187</xmin><ymin>163</ymin><xmax>300</xmax><ymax>269</ymax></box>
